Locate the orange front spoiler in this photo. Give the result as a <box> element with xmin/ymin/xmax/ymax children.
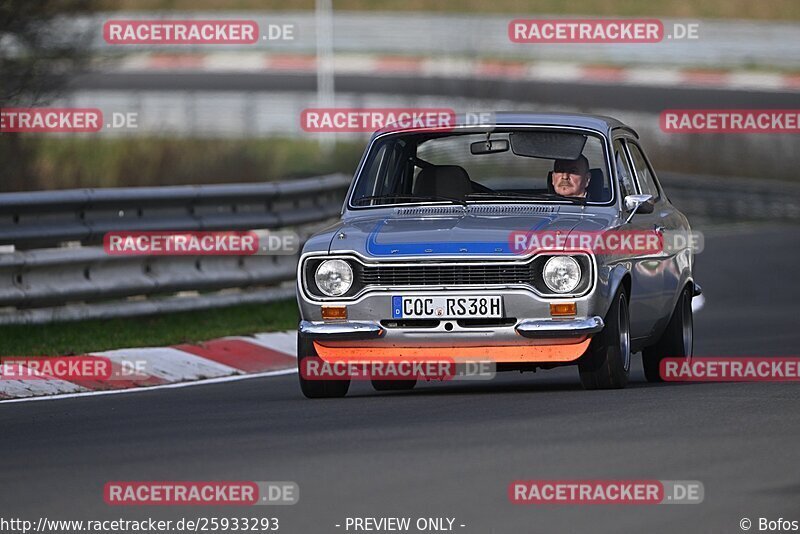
<box><xmin>313</xmin><ymin>338</ymin><xmax>592</xmax><ymax>363</ymax></box>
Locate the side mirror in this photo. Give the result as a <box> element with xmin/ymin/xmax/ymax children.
<box><xmin>624</xmin><ymin>194</ymin><xmax>654</xmax><ymax>223</ymax></box>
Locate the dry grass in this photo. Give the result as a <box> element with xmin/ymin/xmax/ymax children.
<box><xmin>0</xmin><ymin>136</ymin><xmax>363</xmax><ymax>192</ymax></box>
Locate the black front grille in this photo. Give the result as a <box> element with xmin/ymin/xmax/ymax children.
<box><xmin>360</xmin><ymin>263</ymin><xmax>534</xmax><ymax>287</ymax></box>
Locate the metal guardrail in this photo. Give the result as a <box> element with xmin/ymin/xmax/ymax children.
<box><xmin>0</xmin><ymin>174</ymin><xmax>351</xmax><ymax>325</ymax></box>
<box><xmin>0</xmin><ymin>173</ymin><xmax>350</xmax><ymax>249</ymax></box>
<box><xmin>660</xmin><ymin>173</ymin><xmax>800</xmax><ymax>222</ymax></box>
<box><xmin>0</xmin><ymin>172</ymin><xmax>798</xmax><ymax>326</ymax></box>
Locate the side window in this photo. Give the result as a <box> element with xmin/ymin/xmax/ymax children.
<box><xmin>357</xmin><ymin>144</ymin><xmax>388</xmax><ymax>198</ymax></box>
<box><xmin>352</xmin><ymin>140</ymin><xmax>408</xmax><ymax>202</ymax></box>
<box><xmin>627</xmin><ymin>143</ymin><xmax>660</xmax><ymax>201</ymax></box>
<box><xmin>613</xmin><ymin>139</ymin><xmax>637</xmax><ymax>199</ymax></box>
<box><xmin>380</xmin><ymin>142</ymin><xmax>403</xmax><ymax>193</ymax></box>
<box><xmin>374</xmin><ymin>141</ymin><xmax>408</xmax><ymax>196</ymax></box>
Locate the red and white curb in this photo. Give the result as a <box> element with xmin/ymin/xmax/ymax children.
<box><xmin>0</xmin><ymin>296</ymin><xmax>705</xmax><ymax>403</ymax></box>
<box><xmin>113</xmin><ymin>52</ymin><xmax>800</xmax><ymax>92</ymax></box>
<box><xmin>0</xmin><ymin>331</ymin><xmax>297</xmax><ymax>403</ymax></box>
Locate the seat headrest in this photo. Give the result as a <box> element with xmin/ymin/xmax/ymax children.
<box><xmin>413</xmin><ymin>165</ymin><xmax>472</xmax><ymax>200</ymax></box>
<box><xmin>587</xmin><ymin>168</ymin><xmax>607</xmax><ymax>201</ymax></box>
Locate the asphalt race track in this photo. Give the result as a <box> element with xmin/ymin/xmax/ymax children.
<box><xmin>3</xmin><ymin>225</ymin><xmax>800</xmax><ymax>533</ymax></box>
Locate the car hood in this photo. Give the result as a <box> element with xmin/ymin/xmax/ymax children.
<box><xmin>328</xmin><ymin>206</ymin><xmax>617</xmax><ymax>259</ymax></box>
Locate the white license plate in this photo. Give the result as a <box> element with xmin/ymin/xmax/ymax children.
<box><xmin>392</xmin><ymin>296</ymin><xmax>503</xmax><ymax>319</ymax></box>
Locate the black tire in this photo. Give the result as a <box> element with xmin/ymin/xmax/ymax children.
<box><xmin>297</xmin><ymin>331</ymin><xmax>350</xmax><ymax>399</ymax></box>
<box><xmin>371</xmin><ymin>379</ymin><xmax>417</xmax><ymax>392</ymax></box>
<box><xmin>642</xmin><ymin>287</ymin><xmax>693</xmax><ymax>382</ymax></box>
<box><xmin>578</xmin><ymin>287</ymin><xmax>631</xmax><ymax>390</ymax></box>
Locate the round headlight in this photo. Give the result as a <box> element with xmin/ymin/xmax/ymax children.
<box><xmin>314</xmin><ymin>259</ymin><xmax>354</xmax><ymax>297</ymax></box>
<box><xmin>542</xmin><ymin>256</ymin><xmax>581</xmax><ymax>294</ymax></box>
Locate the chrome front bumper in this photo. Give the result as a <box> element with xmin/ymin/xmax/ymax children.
<box><xmin>299</xmin><ymin>316</ymin><xmax>604</xmax><ymax>341</ymax></box>
<box><xmin>299</xmin><ymin>320</ymin><xmax>386</xmax><ymax>341</ymax></box>
<box><xmin>515</xmin><ymin>317</ymin><xmax>604</xmax><ymax>338</ymax></box>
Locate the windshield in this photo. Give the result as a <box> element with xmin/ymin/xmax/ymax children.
<box><xmin>349</xmin><ymin>129</ymin><xmax>612</xmax><ymax>208</ymax></box>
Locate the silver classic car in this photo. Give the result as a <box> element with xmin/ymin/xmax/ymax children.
<box><xmin>296</xmin><ymin>113</ymin><xmax>699</xmax><ymax>397</ymax></box>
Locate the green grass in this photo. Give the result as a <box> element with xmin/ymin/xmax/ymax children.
<box><xmin>0</xmin><ymin>136</ymin><xmax>364</xmax><ymax>192</ymax></box>
<box><xmin>0</xmin><ymin>300</ymin><xmax>299</xmax><ymax>356</ymax></box>
<box><xmin>96</xmin><ymin>0</ymin><xmax>800</xmax><ymax>20</ymax></box>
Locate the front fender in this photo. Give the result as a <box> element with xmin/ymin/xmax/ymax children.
<box><xmin>596</xmin><ymin>261</ymin><xmax>631</xmax><ymax>318</ymax></box>
<box><xmin>667</xmin><ymin>247</ymin><xmax>696</xmax><ymax>318</ymax></box>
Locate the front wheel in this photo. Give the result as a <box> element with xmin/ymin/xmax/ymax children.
<box><xmin>578</xmin><ymin>287</ymin><xmax>631</xmax><ymax>390</ymax></box>
<box><xmin>642</xmin><ymin>287</ymin><xmax>693</xmax><ymax>382</ymax></box>
<box><xmin>297</xmin><ymin>332</ymin><xmax>350</xmax><ymax>399</ymax></box>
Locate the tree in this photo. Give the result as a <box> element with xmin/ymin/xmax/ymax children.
<box><xmin>1</xmin><ymin>0</ymin><xmax>95</xmax><ymax>191</ymax></box>
<box><xmin>1</xmin><ymin>0</ymin><xmax>95</xmax><ymax>106</ymax></box>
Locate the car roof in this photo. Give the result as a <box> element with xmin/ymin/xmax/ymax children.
<box><xmin>373</xmin><ymin>111</ymin><xmax>637</xmax><ymax>138</ymax></box>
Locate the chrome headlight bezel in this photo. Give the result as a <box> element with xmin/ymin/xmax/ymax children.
<box><xmin>541</xmin><ymin>255</ymin><xmax>582</xmax><ymax>294</ymax></box>
<box><xmin>313</xmin><ymin>259</ymin><xmax>354</xmax><ymax>297</ymax></box>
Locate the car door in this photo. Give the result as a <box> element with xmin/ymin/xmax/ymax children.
<box><xmin>613</xmin><ymin>138</ymin><xmax>664</xmax><ymax>340</ymax></box>
<box><xmin>624</xmin><ymin>139</ymin><xmax>679</xmax><ymax>337</ymax></box>
<box><xmin>629</xmin><ymin>142</ymin><xmax>688</xmax><ymax>322</ymax></box>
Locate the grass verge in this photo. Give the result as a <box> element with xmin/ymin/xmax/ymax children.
<box><xmin>0</xmin><ymin>136</ymin><xmax>364</xmax><ymax>192</ymax></box>
<box><xmin>0</xmin><ymin>299</ymin><xmax>299</xmax><ymax>356</ymax></box>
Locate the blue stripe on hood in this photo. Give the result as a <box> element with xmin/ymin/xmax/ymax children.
<box><xmin>365</xmin><ymin>218</ymin><xmax>554</xmax><ymax>256</ymax></box>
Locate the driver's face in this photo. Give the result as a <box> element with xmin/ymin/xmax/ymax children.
<box><xmin>552</xmin><ymin>159</ymin><xmax>590</xmax><ymax>197</ymax></box>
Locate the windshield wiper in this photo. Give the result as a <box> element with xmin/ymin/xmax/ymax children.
<box><xmin>466</xmin><ymin>192</ymin><xmax>587</xmax><ymax>205</ymax></box>
<box><xmin>353</xmin><ymin>194</ymin><xmax>467</xmax><ymax>206</ymax></box>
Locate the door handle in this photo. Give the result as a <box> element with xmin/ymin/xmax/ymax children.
<box><xmin>654</xmin><ymin>225</ymin><xmax>666</xmax><ymax>234</ymax></box>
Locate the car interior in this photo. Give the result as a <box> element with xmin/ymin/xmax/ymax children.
<box><xmin>352</xmin><ymin>130</ymin><xmax>613</xmax><ymax>205</ymax></box>
<box><xmin>408</xmin><ymin>164</ymin><xmax>610</xmax><ymax>202</ymax></box>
